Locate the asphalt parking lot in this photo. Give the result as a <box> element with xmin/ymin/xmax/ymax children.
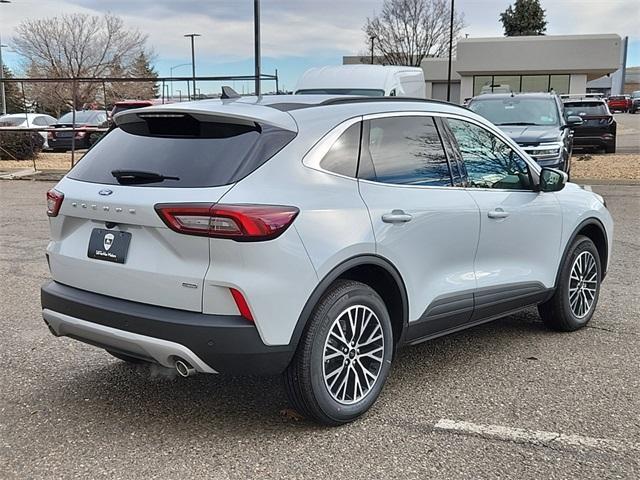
<box><xmin>1</xmin><ymin>180</ymin><xmax>639</xmax><ymax>479</ymax></box>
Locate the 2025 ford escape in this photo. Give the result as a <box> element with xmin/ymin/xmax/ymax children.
<box><xmin>41</xmin><ymin>95</ymin><xmax>613</xmax><ymax>425</ymax></box>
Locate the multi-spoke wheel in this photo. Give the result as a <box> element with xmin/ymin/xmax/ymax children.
<box><xmin>539</xmin><ymin>235</ymin><xmax>601</xmax><ymax>331</ymax></box>
<box><xmin>568</xmin><ymin>251</ymin><xmax>598</xmax><ymax>319</ymax></box>
<box><xmin>284</xmin><ymin>280</ymin><xmax>394</xmax><ymax>425</ymax></box>
<box><xmin>322</xmin><ymin>305</ymin><xmax>384</xmax><ymax>404</ymax></box>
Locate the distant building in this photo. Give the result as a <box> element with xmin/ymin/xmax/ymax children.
<box><xmin>345</xmin><ymin>34</ymin><xmax>622</xmax><ymax>104</ymax></box>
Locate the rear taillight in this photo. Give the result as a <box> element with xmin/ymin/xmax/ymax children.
<box><xmin>46</xmin><ymin>189</ymin><xmax>64</xmax><ymax>217</ymax></box>
<box><xmin>155</xmin><ymin>203</ymin><xmax>299</xmax><ymax>241</ymax></box>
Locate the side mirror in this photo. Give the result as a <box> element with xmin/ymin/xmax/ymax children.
<box><xmin>565</xmin><ymin>115</ymin><xmax>583</xmax><ymax>128</ymax></box>
<box><xmin>539</xmin><ymin>167</ymin><xmax>567</xmax><ymax>192</ymax></box>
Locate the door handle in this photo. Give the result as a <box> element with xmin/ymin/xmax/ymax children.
<box><xmin>382</xmin><ymin>209</ymin><xmax>413</xmax><ymax>224</ymax></box>
<box><xmin>487</xmin><ymin>208</ymin><xmax>509</xmax><ymax>219</ymax></box>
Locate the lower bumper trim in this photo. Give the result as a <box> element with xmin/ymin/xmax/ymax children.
<box><xmin>43</xmin><ymin>309</ymin><xmax>217</xmax><ymax>373</ymax></box>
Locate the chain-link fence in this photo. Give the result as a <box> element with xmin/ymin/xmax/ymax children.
<box><xmin>0</xmin><ymin>73</ymin><xmax>279</xmax><ymax>168</ymax></box>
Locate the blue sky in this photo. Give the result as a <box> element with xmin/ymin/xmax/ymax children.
<box><xmin>1</xmin><ymin>0</ymin><xmax>638</xmax><ymax>93</ymax></box>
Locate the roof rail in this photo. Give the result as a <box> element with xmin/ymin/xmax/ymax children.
<box><xmin>318</xmin><ymin>96</ymin><xmax>459</xmax><ymax>108</ymax></box>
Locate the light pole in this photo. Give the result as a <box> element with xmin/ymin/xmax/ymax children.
<box><xmin>370</xmin><ymin>35</ymin><xmax>377</xmax><ymax>65</ymax></box>
<box><xmin>446</xmin><ymin>0</ymin><xmax>455</xmax><ymax>102</ymax></box>
<box><xmin>184</xmin><ymin>34</ymin><xmax>200</xmax><ymax>100</ymax></box>
<box><xmin>0</xmin><ymin>0</ymin><xmax>11</xmax><ymax>116</ymax></box>
<box><xmin>254</xmin><ymin>0</ymin><xmax>261</xmax><ymax>96</ymax></box>
<box><xmin>170</xmin><ymin>63</ymin><xmax>191</xmax><ymax>99</ymax></box>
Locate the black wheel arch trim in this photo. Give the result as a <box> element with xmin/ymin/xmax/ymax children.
<box><xmin>555</xmin><ymin>217</ymin><xmax>608</xmax><ymax>287</ymax></box>
<box><xmin>287</xmin><ymin>254</ymin><xmax>409</xmax><ymax>355</ymax></box>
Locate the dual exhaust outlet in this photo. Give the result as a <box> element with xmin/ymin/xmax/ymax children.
<box><xmin>174</xmin><ymin>358</ymin><xmax>196</xmax><ymax>378</ymax></box>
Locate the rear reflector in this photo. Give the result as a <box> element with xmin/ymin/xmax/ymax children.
<box><xmin>230</xmin><ymin>288</ymin><xmax>254</xmax><ymax>322</ymax></box>
<box><xmin>46</xmin><ymin>189</ymin><xmax>64</xmax><ymax>217</ymax></box>
<box><xmin>155</xmin><ymin>203</ymin><xmax>299</xmax><ymax>241</ymax></box>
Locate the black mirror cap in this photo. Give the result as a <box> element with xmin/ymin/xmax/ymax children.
<box><xmin>566</xmin><ymin>115</ymin><xmax>584</xmax><ymax>127</ymax></box>
<box><xmin>539</xmin><ymin>167</ymin><xmax>568</xmax><ymax>192</ymax></box>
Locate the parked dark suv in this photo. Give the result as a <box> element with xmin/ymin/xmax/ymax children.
<box><xmin>467</xmin><ymin>93</ymin><xmax>581</xmax><ymax>174</ymax></box>
<box><xmin>631</xmin><ymin>91</ymin><xmax>640</xmax><ymax>114</ymax></box>
<box><xmin>562</xmin><ymin>98</ymin><xmax>616</xmax><ymax>153</ymax></box>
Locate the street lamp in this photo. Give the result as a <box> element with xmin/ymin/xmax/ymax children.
<box><xmin>170</xmin><ymin>63</ymin><xmax>191</xmax><ymax>99</ymax></box>
<box><xmin>370</xmin><ymin>35</ymin><xmax>377</xmax><ymax>65</ymax></box>
<box><xmin>0</xmin><ymin>0</ymin><xmax>11</xmax><ymax>116</ymax></box>
<box><xmin>446</xmin><ymin>0</ymin><xmax>455</xmax><ymax>102</ymax></box>
<box><xmin>184</xmin><ymin>34</ymin><xmax>201</xmax><ymax>100</ymax></box>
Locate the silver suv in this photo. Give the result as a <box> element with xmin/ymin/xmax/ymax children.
<box><xmin>42</xmin><ymin>95</ymin><xmax>613</xmax><ymax>425</ymax></box>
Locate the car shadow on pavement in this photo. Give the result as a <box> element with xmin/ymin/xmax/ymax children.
<box><xmin>37</xmin><ymin>308</ymin><xmax>552</xmax><ymax>432</ymax></box>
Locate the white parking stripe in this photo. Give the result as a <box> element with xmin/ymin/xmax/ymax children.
<box><xmin>434</xmin><ymin>419</ymin><xmax>640</xmax><ymax>453</ymax></box>
<box><xmin>583</xmin><ymin>185</ymin><xmax>593</xmax><ymax>192</ymax></box>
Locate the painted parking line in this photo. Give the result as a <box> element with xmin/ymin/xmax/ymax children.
<box><xmin>434</xmin><ymin>418</ymin><xmax>640</xmax><ymax>453</ymax></box>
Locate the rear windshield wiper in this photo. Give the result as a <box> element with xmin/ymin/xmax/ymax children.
<box><xmin>111</xmin><ymin>169</ymin><xmax>180</xmax><ymax>185</ymax></box>
<box><xmin>496</xmin><ymin>122</ymin><xmax>539</xmax><ymax>126</ymax></box>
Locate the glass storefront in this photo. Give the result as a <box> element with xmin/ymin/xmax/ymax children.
<box><xmin>472</xmin><ymin>74</ymin><xmax>571</xmax><ymax>96</ymax></box>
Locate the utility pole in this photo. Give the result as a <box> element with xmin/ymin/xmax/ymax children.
<box><xmin>0</xmin><ymin>0</ymin><xmax>11</xmax><ymax>116</ymax></box>
<box><xmin>370</xmin><ymin>35</ymin><xmax>376</xmax><ymax>65</ymax></box>
<box><xmin>446</xmin><ymin>0</ymin><xmax>455</xmax><ymax>102</ymax></box>
<box><xmin>184</xmin><ymin>33</ymin><xmax>201</xmax><ymax>100</ymax></box>
<box><xmin>254</xmin><ymin>0</ymin><xmax>261</xmax><ymax>96</ymax></box>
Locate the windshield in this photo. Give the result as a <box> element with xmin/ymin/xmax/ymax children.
<box><xmin>0</xmin><ymin>116</ymin><xmax>27</xmax><ymax>126</ymax></box>
<box><xmin>468</xmin><ymin>97</ymin><xmax>559</xmax><ymax>126</ymax></box>
<box><xmin>632</xmin><ymin>91</ymin><xmax>640</xmax><ymax>99</ymax></box>
<box><xmin>563</xmin><ymin>102</ymin><xmax>608</xmax><ymax>116</ymax></box>
<box><xmin>296</xmin><ymin>88</ymin><xmax>385</xmax><ymax>96</ymax></box>
<box><xmin>58</xmin><ymin>111</ymin><xmax>106</xmax><ymax>125</ymax></box>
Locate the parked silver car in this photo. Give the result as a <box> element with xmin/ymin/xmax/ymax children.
<box><xmin>42</xmin><ymin>95</ymin><xmax>613</xmax><ymax>425</ymax></box>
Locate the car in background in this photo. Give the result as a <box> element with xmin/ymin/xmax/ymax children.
<box><xmin>48</xmin><ymin>110</ymin><xmax>108</xmax><ymax>152</ymax></box>
<box><xmin>0</xmin><ymin>113</ymin><xmax>57</xmax><ymax>149</ymax></box>
<box><xmin>110</xmin><ymin>100</ymin><xmax>154</xmax><ymax>119</ymax></box>
<box><xmin>562</xmin><ymin>98</ymin><xmax>616</xmax><ymax>153</ymax></box>
<box><xmin>630</xmin><ymin>91</ymin><xmax>640</xmax><ymax>114</ymax></box>
<box><xmin>295</xmin><ymin>65</ymin><xmax>425</xmax><ymax>97</ymax></box>
<box><xmin>607</xmin><ymin>95</ymin><xmax>630</xmax><ymax>113</ymax></box>
<box><xmin>467</xmin><ymin>93</ymin><xmax>581</xmax><ymax>174</ymax></box>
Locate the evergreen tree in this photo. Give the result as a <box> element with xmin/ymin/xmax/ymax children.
<box><xmin>500</xmin><ymin>0</ymin><xmax>547</xmax><ymax>36</ymax></box>
<box><xmin>1</xmin><ymin>65</ymin><xmax>24</xmax><ymax>114</ymax></box>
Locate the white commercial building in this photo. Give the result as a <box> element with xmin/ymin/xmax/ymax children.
<box><xmin>345</xmin><ymin>34</ymin><xmax>623</xmax><ymax>104</ymax></box>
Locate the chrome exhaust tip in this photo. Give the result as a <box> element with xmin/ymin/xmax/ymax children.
<box><xmin>175</xmin><ymin>359</ymin><xmax>196</xmax><ymax>378</ymax></box>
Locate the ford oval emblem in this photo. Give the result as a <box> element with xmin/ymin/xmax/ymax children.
<box><xmin>98</xmin><ymin>189</ymin><xmax>113</xmax><ymax>196</ymax></box>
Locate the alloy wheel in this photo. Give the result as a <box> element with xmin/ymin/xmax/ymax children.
<box><xmin>322</xmin><ymin>305</ymin><xmax>385</xmax><ymax>405</ymax></box>
<box><xmin>568</xmin><ymin>251</ymin><xmax>598</xmax><ymax>319</ymax></box>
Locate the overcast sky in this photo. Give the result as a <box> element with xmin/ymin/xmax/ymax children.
<box><xmin>1</xmin><ymin>0</ymin><xmax>638</xmax><ymax>92</ymax></box>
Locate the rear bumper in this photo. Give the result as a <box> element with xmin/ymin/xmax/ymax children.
<box><xmin>41</xmin><ymin>281</ymin><xmax>294</xmax><ymax>375</ymax></box>
<box><xmin>573</xmin><ymin>134</ymin><xmax>615</xmax><ymax>149</ymax></box>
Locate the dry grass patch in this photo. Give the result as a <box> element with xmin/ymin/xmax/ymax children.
<box><xmin>571</xmin><ymin>153</ymin><xmax>640</xmax><ymax>181</ymax></box>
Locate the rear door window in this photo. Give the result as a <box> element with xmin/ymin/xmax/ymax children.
<box><xmin>360</xmin><ymin>116</ymin><xmax>452</xmax><ymax>186</ymax></box>
<box><xmin>68</xmin><ymin>119</ymin><xmax>296</xmax><ymax>188</ymax></box>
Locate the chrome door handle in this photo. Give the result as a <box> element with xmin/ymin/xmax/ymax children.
<box><xmin>382</xmin><ymin>210</ymin><xmax>413</xmax><ymax>224</ymax></box>
<box><xmin>487</xmin><ymin>208</ymin><xmax>509</xmax><ymax>219</ymax></box>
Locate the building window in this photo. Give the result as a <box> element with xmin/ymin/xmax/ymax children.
<box><xmin>549</xmin><ymin>75</ymin><xmax>570</xmax><ymax>94</ymax></box>
<box><xmin>473</xmin><ymin>74</ymin><xmax>571</xmax><ymax>96</ymax></box>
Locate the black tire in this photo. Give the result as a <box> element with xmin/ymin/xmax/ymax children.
<box><xmin>106</xmin><ymin>349</ymin><xmax>147</xmax><ymax>364</ymax></box>
<box><xmin>538</xmin><ymin>235</ymin><xmax>601</xmax><ymax>332</ymax></box>
<box><xmin>284</xmin><ymin>280</ymin><xmax>394</xmax><ymax>425</ymax></box>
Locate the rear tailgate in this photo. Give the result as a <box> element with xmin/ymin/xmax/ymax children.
<box><xmin>48</xmin><ymin>180</ymin><xmax>231</xmax><ymax>311</ymax></box>
<box><xmin>47</xmin><ymin>102</ymin><xmax>297</xmax><ymax>312</ymax></box>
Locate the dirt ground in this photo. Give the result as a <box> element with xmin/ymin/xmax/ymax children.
<box><xmin>1</xmin><ymin>150</ymin><xmax>639</xmax><ymax>181</ymax></box>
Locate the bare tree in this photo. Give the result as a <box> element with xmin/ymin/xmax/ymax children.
<box><xmin>364</xmin><ymin>0</ymin><xmax>465</xmax><ymax>66</ymax></box>
<box><xmin>12</xmin><ymin>13</ymin><xmax>149</xmax><ymax>112</ymax></box>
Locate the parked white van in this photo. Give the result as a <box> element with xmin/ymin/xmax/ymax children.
<box><xmin>295</xmin><ymin>65</ymin><xmax>425</xmax><ymax>98</ymax></box>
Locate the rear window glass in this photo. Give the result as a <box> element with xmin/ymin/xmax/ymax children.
<box><xmin>58</xmin><ymin>111</ymin><xmax>107</xmax><ymax>125</ymax></box>
<box><xmin>563</xmin><ymin>102</ymin><xmax>608</xmax><ymax>116</ymax></box>
<box><xmin>68</xmin><ymin>122</ymin><xmax>296</xmax><ymax>188</ymax></box>
<box><xmin>363</xmin><ymin>116</ymin><xmax>451</xmax><ymax>186</ymax></box>
<box><xmin>296</xmin><ymin>88</ymin><xmax>385</xmax><ymax>96</ymax></box>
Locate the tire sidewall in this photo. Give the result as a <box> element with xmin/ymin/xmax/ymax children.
<box><xmin>558</xmin><ymin>237</ymin><xmax>601</xmax><ymax>327</ymax></box>
<box><xmin>308</xmin><ymin>285</ymin><xmax>393</xmax><ymax>423</ymax></box>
